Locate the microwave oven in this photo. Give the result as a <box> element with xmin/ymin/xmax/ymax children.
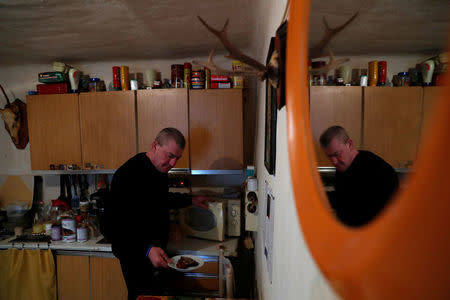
<box><xmin>179</xmin><ymin>199</ymin><xmax>241</xmax><ymax>242</ymax></box>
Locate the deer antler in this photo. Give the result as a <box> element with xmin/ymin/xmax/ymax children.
<box><xmin>193</xmin><ymin>50</ymin><xmax>262</xmax><ymax>77</ymax></box>
<box><xmin>197</xmin><ymin>16</ymin><xmax>278</xmax><ymax>82</ymax></box>
<box><xmin>310</xmin><ymin>48</ymin><xmax>350</xmax><ymax>75</ymax></box>
<box><xmin>310</xmin><ymin>13</ymin><xmax>358</xmax><ymax>59</ymax></box>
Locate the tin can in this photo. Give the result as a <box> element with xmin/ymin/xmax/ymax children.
<box><xmin>184</xmin><ymin>63</ymin><xmax>191</xmax><ymax>89</ymax></box>
<box><xmin>368</xmin><ymin>61</ymin><xmax>378</xmax><ymax>86</ymax></box>
<box><xmin>360</xmin><ymin>75</ymin><xmax>368</xmax><ymax>86</ymax></box>
<box><xmin>232</xmin><ymin>60</ymin><xmax>244</xmax><ymax>88</ymax></box>
<box><xmin>112</xmin><ymin>66</ymin><xmax>121</xmax><ymax>89</ymax></box>
<box><xmin>130</xmin><ymin>79</ymin><xmax>138</xmax><ymax>90</ymax></box>
<box><xmin>120</xmin><ymin>66</ymin><xmax>129</xmax><ymax>90</ymax></box>
<box><xmin>204</xmin><ymin>67</ymin><xmax>211</xmax><ymax>89</ymax></box>
<box><xmin>377</xmin><ymin>61</ymin><xmax>387</xmax><ymax>86</ymax></box>
<box><xmin>51</xmin><ymin>225</ymin><xmax>61</xmax><ymax>241</ymax></box>
<box><xmin>171</xmin><ymin>64</ymin><xmax>184</xmax><ymax>88</ymax></box>
<box><xmin>61</xmin><ymin>218</ymin><xmax>76</xmax><ymax>243</ymax></box>
<box><xmin>77</xmin><ymin>226</ymin><xmax>88</xmax><ymax>242</ymax></box>
<box><xmin>191</xmin><ymin>69</ymin><xmax>205</xmax><ymax>89</ymax></box>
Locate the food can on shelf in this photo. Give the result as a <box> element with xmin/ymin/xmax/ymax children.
<box><xmin>77</xmin><ymin>226</ymin><xmax>88</xmax><ymax>242</ymax></box>
<box><xmin>112</xmin><ymin>66</ymin><xmax>121</xmax><ymax>89</ymax></box>
<box><xmin>120</xmin><ymin>66</ymin><xmax>130</xmax><ymax>90</ymax></box>
<box><xmin>191</xmin><ymin>69</ymin><xmax>205</xmax><ymax>89</ymax></box>
<box><xmin>171</xmin><ymin>64</ymin><xmax>184</xmax><ymax>88</ymax></box>
<box><xmin>204</xmin><ymin>67</ymin><xmax>211</xmax><ymax>89</ymax></box>
<box><xmin>184</xmin><ymin>63</ymin><xmax>191</xmax><ymax>89</ymax></box>
<box><xmin>51</xmin><ymin>225</ymin><xmax>61</xmax><ymax>241</ymax></box>
<box><xmin>377</xmin><ymin>61</ymin><xmax>387</xmax><ymax>86</ymax></box>
<box><xmin>232</xmin><ymin>60</ymin><xmax>244</xmax><ymax>88</ymax></box>
<box><xmin>61</xmin><ymin>218</ymin><xmax>76</xmax><ymax>243</ymax></box>
<box><xmin>368</xmin><ymin>61</ymin><xmax>378</xmax><ymax>86</ymax></box>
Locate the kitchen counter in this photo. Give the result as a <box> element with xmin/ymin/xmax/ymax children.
<box><xmin>0</xmin><ymin>234</ymin><xmax>239</xmax><ymax>257</ymax></box>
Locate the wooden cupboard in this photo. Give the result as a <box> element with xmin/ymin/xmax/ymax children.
<box><xmin>27</xmin><ymin>94</ymin><xmax>82</xmax><ymax>170</ymax></box>
<box><xmin>363</xmin><ymin>87</ymin><xmax>422</xmax><ymax>168</ymax></box>
<box><xmin>56</xmin><ymin>255</ymin><xmax>90</xmax><ymax>300</ymax></box>
<box><xmin>309</xmin><ymin>86</ymin><xmax>428</xmax><ymax>169</ymax></box>
<box><xmin>57</xmin><ymin>254</ymin><xmax>127</xmax><ymax>300</ymax></box>
<box><xmin>79</xmin><ymin>91</ymin><xmax>136</xmax><ymax>169</ymax></box>
<box><xmin>27</xmin><ymin>89</ymin><xmax>244</xmax><ymax>171</ymax></box>
<box><xmin>137</xmin><ymin>89</ymin><xmax>189</xmax><ymax>169</ymax></box>
<box><xmin>309</xmin><ymin>86</ymin><xmax>362</xmax><ymax>166</ymax></box>
<box><xmin>27</xmin><ymin>91</ymin><xmax>136</xmax><ymax>170</ymax></box>
<box><xmin>189</xmin><ymin>89</ymin><xmax>244</xmax><ymax>170</ymax></box>
<box><xmin>420</xmin><ymin>87</ymin><xmax>443</xmax><ymax>144</ymax></box>
<box><xmin>90</xmin><ymin>256</ymin><xmax>128</xmax><ymax>300</ymax></box>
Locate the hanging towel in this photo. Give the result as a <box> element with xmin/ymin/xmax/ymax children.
<box><xmin>0</xmin><ymin>248</ymin><xmax>57</xmax><ymax>300</ymax></box>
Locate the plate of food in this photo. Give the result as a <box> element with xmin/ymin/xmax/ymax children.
<box><xmin>168</xmin><ymin>255</ymin><xmax>204</xmax><ymax>272</ymax></box>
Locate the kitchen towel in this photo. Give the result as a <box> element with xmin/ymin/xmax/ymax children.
<box><xmin>0</xmin><ymin>248</ymin><xmax>56</xmax><ymax>300</ymax></box>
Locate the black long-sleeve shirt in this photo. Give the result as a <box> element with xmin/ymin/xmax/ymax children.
<box><xmin>329</xmin><ymin>150</ymin><xmax>399</xmax><ymax>227</ymax></box>
<box><xmin>104</xmin><ymin>153</ymin><xmax>191</xmax><ymax>261</ymax></box>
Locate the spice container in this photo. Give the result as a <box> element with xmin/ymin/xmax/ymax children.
<box><xmin>398</xmin><ymin>72</ymin><xmax>410</xmax><ymax>86</ymax></box>
<box><xmin>120</xmin><ymin>66</ymin><xmax>130</xmax><ymax>90</ymax></box>
<box><xmin>368</xmin><ymin>61</ymin><xmax>378</xmax><ymax>86</ymax></box>
<box><xmin>171</xmin><ymin>64</ymin><xmax>184</xmax><ymax>88</ymax></box>
<box><xmin>112</xmin><ymin>66</ymin><xmax>121</xmax><ymax>90</ymax></box>
<box><xmin>377</xmin><ymin>61</ymin><xmax>387</xmax><ymax>86</ymax></box>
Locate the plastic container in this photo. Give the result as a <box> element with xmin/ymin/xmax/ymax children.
<box><xmin>120</xmin><ymin>66</ymin><xmax>130</xmax><ymax>90</ymax></box>
<box><xmin>368</xmin><ymin>61</ymin><xmax>378</xmax><ymax>86</ymax></box>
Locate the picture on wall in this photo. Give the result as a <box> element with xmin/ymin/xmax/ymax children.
<box><xmin>275</xmin><ymin>21</ymin><xmax>287</xmax><ymax>110</ymax></box>
<box><xmin>264</xmin><ymin>37</ymin><xmax>277</xmax><ymax>175</ymax></box>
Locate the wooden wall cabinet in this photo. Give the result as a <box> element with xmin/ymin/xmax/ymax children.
<box><xmin>79</xmin><ymin>91</ymin><xmax>136</xmax><ymax>169</ymax></box>
<box><xmin>309</xmin><ymin>86</ymin><xmax>425</xmax><ymax>169</ymax></box>
<box><xmin>189</xmin><ymin>89</ymin><xmax>244</xmax><ymax>170</ymax></box>
<box><xmin>57</xmin><ymin>254</ymin><xmax>127</xmax><ymax>300</ymax></box>
<box><xmin>27</xmin><ymin>94</ymin><xmax>82</xmax><ymax>170</ymax></box>
<box><xmin>27</xmin><ymin>91</ymin><xmax>136</xmax><ymax>170</ymax></box>
<box><xmin>137</xmin><ymin>89</ymin><xmax>189</xmax><ymax>169</ymax></box>
<box><xmin>363</xmin><ymin>87</ymin><xmax>422</xmax><ymax>168</ymax></box>
<box><xmin>310</xmin><ymin>86</ymin><xmax>362</xmax><ymax>166</ymax></box>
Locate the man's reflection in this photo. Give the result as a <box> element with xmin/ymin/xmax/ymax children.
<box><xmin>320</xmin><ymin>125</ymin><xmax>399</xmax><ymax>227</ymax></box>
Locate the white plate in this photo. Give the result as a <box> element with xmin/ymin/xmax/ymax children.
<box><xmin>168</xmin><ymin>255</ymin><xmax>204</xmax><ymax>272</ymax></box>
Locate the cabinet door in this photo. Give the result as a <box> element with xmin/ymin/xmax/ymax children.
<box><xmin>421</xmin><ymin>87</ymin><xmax>443</xmax><ymax>138</ymax></box>
<box><xmin>79</xmin><ymin>91</ymin><xmax>137</xmax><ymax>169</ymax></box>
<box><xmin>189</xmin><ymin>89</ymin><xmax>243</xmax><ymax>170</ymax></box>
<box><xmin>27</xmin><ymin>94</ymin><xmax>82</xmax><ymax>170</ymax></box>
<box><xmin>363</xmin><ymin>87</ymin><xmax>422</xmax><ymax>168</ymax></box>
<box><xmin>90</xmin><ymin>257</ymin><xmax>128</xmax><ymax>300</ymax></box>
<box><xmin>309</xmin><ymin>87</ymin><xmax>362</xmax><ymax>166</ymax></box>
<box><xmin>57</xmin><ymin>255</ymin><xmax>90</xmax><ymax>300</ymax></box>
<box><xmin>137</xmin><ymin>89</ymin><xmax>189</xmax><ymax>169</ymax></box>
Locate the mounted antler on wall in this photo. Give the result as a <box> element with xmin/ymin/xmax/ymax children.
<box><xmin>195</xmin><ymin>12</ymin><xmax>358</xmax><ymax>80</ymax></box>
<box><xmin>0</xmin><ymin>85</ymin><xmax>29</xmax><ymax>149</ymax></box>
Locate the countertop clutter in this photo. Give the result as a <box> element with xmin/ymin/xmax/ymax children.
<box><xmin>0</xmin><ymin>233</ymin><xmax>239</xmax><ymax>257</ymax></box>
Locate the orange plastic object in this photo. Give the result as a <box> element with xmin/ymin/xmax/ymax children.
<box><xmin>286</xmin><ymin>0</ymin><xmax>450</xmax><ymax>299</ymax></box>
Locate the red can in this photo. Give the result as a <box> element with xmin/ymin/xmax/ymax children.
<box><xmin>112</xmin><ymin>66</ymin><xmax>121</xmax><ymax>89</ymax></box>
<box><xmin>378</xmin><ymin>61</ymin><xmax>387</xmax><ymax>86</ymax></box>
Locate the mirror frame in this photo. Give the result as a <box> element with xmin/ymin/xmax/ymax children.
<box><xmin>286</xmin><ymin>0</ymin><xmax>450</xmax><ymax>298</ymax></box>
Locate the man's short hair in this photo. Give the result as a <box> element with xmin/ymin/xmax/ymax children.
<box><xmin>319</xmin><ymin>125</ymin><xmax>350</xmax><ymax>148</ymax></box>
<box><xmin>155</xmin><ymin>127</ymin><xmax>185</xmax><ymax>150</ymax></box>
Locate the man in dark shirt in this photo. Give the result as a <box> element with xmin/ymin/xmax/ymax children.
<box><xmin>104</xmin><ymin>127</ymin><xmax>210</xmax><ymax>299</ymax></box>
<box><xmin>320</xmin><ymin>125</ymin><xmax>399</xmax><ymax>227</ymax></box>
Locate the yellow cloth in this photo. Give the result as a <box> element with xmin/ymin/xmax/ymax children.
<box><xmin>0</xmin><ymin>248</ymin><xmax>56</xmax><ymax>300</ymax></box>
